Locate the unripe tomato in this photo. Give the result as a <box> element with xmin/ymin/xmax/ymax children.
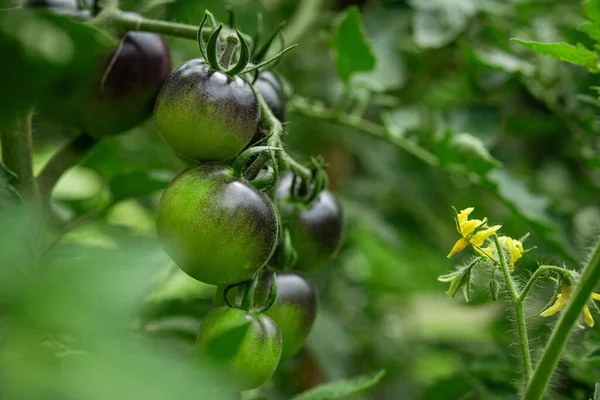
<box><xmin>37</xmin><ymin>12</ymin><xmax>171</xmax><ymax>137</ymax></box>
<box><xmin>196</xmin><ymin>306</ymin><xmax>282</xmax><ymax>390</ymax></box>
<box><xmin>156</xmin><ymin>163</ymin><xmax>280</xmax><ymax>285</ymax></box>
<box><xmin>214</xmin><ymin>271</ymin><xmax>317</xmax><ymax>360</ymax></box>
<box><xmin>154</xmin><ymin>59</ymin><xmax>259</xmax><ymax>161</ymax></box>
<box><xmin>276</xmin><ymin>173</ymin><xmax>344</xmax><ymax>272</ymax></box>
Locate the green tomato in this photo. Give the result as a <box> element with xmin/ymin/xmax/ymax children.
<box><xmin>156</xmin><ymin>163</ymin><xmax>279</xmax><ymax>285</ymax></box>
<box><xmin>196</xmin><ymin>306</ymin><xmax>282</xmax><ymax>390</ymax></box>
<box><xmin>154</xmin><ymin>59</ymin><xmax>259</xmax><ymax>161</ymax></box>
<box><xmin>214</xmin><ymin>271</ymin><xmax>317</xmax><ymax>360</ymax></box>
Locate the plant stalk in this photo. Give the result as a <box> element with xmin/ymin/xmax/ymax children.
<box><xmin>523</xmin><ymin>238</ymin><xmax>600</xmax><ymax>400</ymax></box>
<box><xmin>0</xmin><ymin>112</ymin><xmax>38</xmax><ymax>202</ymax></box>
<box><xmin>493</xmin><ymin>234</ymin><xmax>533</xmax><ymax>383</ymax></box>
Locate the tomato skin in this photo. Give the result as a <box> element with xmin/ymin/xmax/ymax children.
<box><xmin>154</xmin><ymin>59</ymin><xmax>259</xmax><ymax>161</ymax></box>
<box><xmin>276</xmin><ymin>173</ymin><xmax>344</xmax><ymax>272</ymax></box>
<box><xmin>196</xmin><ymin>306</ymin><xmax>282</xmax><ymax>390</ymax></box>
<box><xmin>254</xmin><ymin>70</ymin><xmax>285</xmax><ymax>122</ymax></box>
<box><xmin>156</xmin><ymin>163</ymin><xmax>280</xmax><ymax>285</ymax></box>
<box><xmin>39</xmin><ymin>26</ymin><xmax>171</xmax><ymax>137</ymax></box>
<box><xmin>214</xmin><ymin>271</ymin><xmax>317</xmax><ymax>360</ymax></box>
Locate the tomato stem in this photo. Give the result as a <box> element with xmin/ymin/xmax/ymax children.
<box><xmin>492</xmin><ymin>234</ymin><xmax>533</xmax><ymax>384</ymax></box>
<box><xmin>0</xmin><ymin>111</ymin><xmax>38</xmax><ymax>203</ymax></box>
<box><xmin>37</xmin><ymin>133</ymin><xmax>98</xmax><ymax>206</ymax></box>
<box><xmin>219</xmin><ymin>36</ymin><xmax>239</xmax><ymax>71</ymax></box>
<box><xmin>241</xmin><ymin>274</ymin><xmax>259</xmax><ymax>311</ymax></box>
<box><xmin>523</xmin><ymin>238</ymin><xmax>600</xmax><ymax>400</ymax></box>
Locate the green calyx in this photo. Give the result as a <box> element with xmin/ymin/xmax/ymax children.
<box><xmin>232</xmin><ymin>145</ymin><xmax>281</xmax><ymax>192</ymax></box>
<box><xmin>196</xmin><ymin>10</ymin><xmax>297</xmax><ymax>77</ymax></box>
<box><xmin>224</xmin><ymin>272</ymin><xmax>278</xmax><ymax>314</ymax></box>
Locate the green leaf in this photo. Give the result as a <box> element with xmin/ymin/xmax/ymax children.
<box><xmin>585</xmin><ymin>0</ymin><xmax>600</xmax><ymax>24</ymax></box>
<box><xmin>511</xmin><ymin>39</ymin><xmax>599</xmax><ymax>72</ymax></box>
<box><xmin>0</xmin><ymin>161</ymin><xmax>20</xmax><ymax>210</ymax></box>
<box><xmin>351</xmin><ymin>6</ymin><xmax>407</xmax><ymax>92</ymax></box>
<box><xmin>109</xmin><ymin>170</ymin><xmax>172</xmax><ymax>203</ymax></box>
<box><xmin>291</xmin><ymin>370</ymin><xmax>385</xmax><ymax>400</ymax></box>
<box><xmin>409</xmin><ymin>0</ymin><xmax>476</xmax><ymax>49</ymax></box>
<box><xmin>580</xmin><ymin>22</ymin><xmax>600</xmax><ymax>44</ymax></box>
<box><xmin>482</xmin><ymin>170</ymin><xmax>579</xmax><ymax>266</ymax></box>
<box><xmin>434</xmin><ymin>132</ymin><xmax>502</xmax><ymax>175</ymax></box>
<box><xmin>331</xmin><ymin>6</ymin><xmax>376</xmax><ymax>82</ymax></box>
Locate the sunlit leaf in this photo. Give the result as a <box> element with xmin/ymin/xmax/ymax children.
<box><xmin>512</xmin><ymin>40</ymin><xmax>599</xmax><ymax>72</ymax></box>
<box><xmin>291</xmin><ymin>370</ymin><xmax>385</xmax><ymax>400</ymax></box>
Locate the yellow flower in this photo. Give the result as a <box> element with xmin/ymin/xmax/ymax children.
<box><xmin>479</xmin><ymin>236</ymin><xmax>524</xmax><ymax>270</ymax></box>
<box><xmin>447</xmin><ymin>207</ymin><xmax>502</xmax><ymax>258</ymax></box>
<box><xmin>539</xmin><ymin>284</ymin><xmax>600</xmax><ymax>328</ymax></box>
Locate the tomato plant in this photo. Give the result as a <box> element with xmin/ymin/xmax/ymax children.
<box><xmin>2</xmin><ymin>1</ymin><xmax>600</xmax><ymax>400</ymax></box>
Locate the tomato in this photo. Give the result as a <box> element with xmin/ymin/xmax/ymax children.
<box><xmin>214</xmin><ymin>271</ymin><xmax>317</xmax><ymax>360</ymax></box>
<box><xmin>154</xmin><ymin>59</ymin><xmax>259</xmax><ymax>161</ymax></box>
<box><xmin>196</xmin><ymin>306</ymin><xmax>282</xmax><ymax>390</ymax></box>
<box><xmin>255</xmin><ymin>70</ymin><xmax>285</xmax><ymax>122</ymax></box>
<box><xmin>275</xmin><ymin>173</ymin><xmax>344</xmax><ymax>272</ymax></box>
<box><xmin>39</xmin><ymin>24</ymin><xmax>171</xmax><ymax>138</ymax></box>
<box><xmin>246</xmin><ymin>70</ymin><xmax>286</xmax><ymax>148</ymax></box>
<box><xmin>156</xmin><ymin>163</ymin><xmax>280</xmax><ymax>285</ymax></box>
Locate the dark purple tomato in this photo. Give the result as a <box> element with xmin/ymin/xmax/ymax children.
<box><xmin>246</xmin><ymin>70</ymin><xmax>286</xmax><ymax>148</ymax></box>
<box><xmin>276</xmin><ymin>173</ymin><xmax>344</xmax><ymax>272</ymax></box>
<box><xmin>154</xmin><ymin>59</ymin><xmax>259</xmax><ymax>161</ymax></box>
<box><xmin>39</xmin><ymin>18</ymin><xmax>171</xmax><ymax>138</ymax></box>
<box><xmin>156</xmin><ymin>163</ymin><xmax>280</xmax><ymax>285</ymax></box>
<box><xmin>196</xmin><ymin>306</ymin><xmax>282</xmax><ymax>390</ymax></box>
<box><xmin>214</xmin><ymin>271</ymin><xmax>317</xmax><ymax>360</ymax></box>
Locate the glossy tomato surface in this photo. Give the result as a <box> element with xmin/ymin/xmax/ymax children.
<box><xmin>196</xmin><ymin>306</ymin><xmax>282</xmax><ymax>390</ymax></box>
<box><xmin>39</xmin><ymin>25</ymin><xmax>171</xmax><ymax>137</ymax></box>
<box><xmin>154</xmin><ymin>59</ymin><xmax>259</xmax><ymax>161</ymax></box>
<box><xmin>214</xmin><ymin>271</ymin><xmax>317</xmax><ymax>360</ymax></box>
<box><xmin>276</xmin><ymin>173</ymin><xmax>344</xmax><ymax>272</ymax></box>
<box><xmin>156</xmin><ymin>163</ymin><xmax>280</xmax><ymax>285</ymax></box>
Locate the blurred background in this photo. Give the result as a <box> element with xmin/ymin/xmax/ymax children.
<box><xmin>1</xmin><ymin>0</ymin><xmax>600</xmax><ymax>399</ymax></box>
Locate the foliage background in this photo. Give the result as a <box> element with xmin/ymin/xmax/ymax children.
<box><xmin>1</xmin><ymin>0</ymin><xmax>600</xmax><ymax>399</ymax></box>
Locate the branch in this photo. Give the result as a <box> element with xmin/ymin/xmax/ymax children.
<box><xmin>37</xmin><ymin>133</ymin><xmax>98</xmax><ymax>202</ymax></box>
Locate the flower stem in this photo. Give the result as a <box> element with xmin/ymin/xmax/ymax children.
<box><xmin>523</xmin><ymin>237</ymin><xmax>600</xmax><ymax>400</ymax></box>
<box><xmin>492</xmin><ymin>234</ymin><xmax>532</xmax><ymax>383</ymax></box>
<box><xmin>516</xmin><ymin>265</ymin><xmax>571</xmax><ymax>304</ymax></box>
<box><xmin>108</xmin><ymin>12</ymin><xmax>199</xmax><ymax>39</ymax></box>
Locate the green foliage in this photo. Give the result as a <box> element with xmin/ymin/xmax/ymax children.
<box><xmin>511</xmin><ymin>40</ymin><xmax>600</xmax><ymax>72</ymax></box>
<box><xmin>291</xmin><ymin>370</ymin><xmax>385</xmax><ymax>400</ymax></box>
<box><xmin>331</xmin><ymin>6</ymin><xmax>376</xmax><ymax>82</ymax></box>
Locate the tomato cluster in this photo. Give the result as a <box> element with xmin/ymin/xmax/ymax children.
<box><xmin>30</xmin><ymin>3</ymin><xmax>344</xmax><ymax>391</ymax></box>
<box><xmin>154</xmin><ymin>23</ymin><xmax>344</xmax><ymax>388</ymax></box>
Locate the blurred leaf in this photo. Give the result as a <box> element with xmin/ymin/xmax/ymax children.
<box><xmin>419</xmin><ymin>375</ymin><xmax>473</xmax><ymax>400</ymax></box>
<box><xmin>109</xmin><ymin>170</ymin><xmax>171</xmax><ymax>203</ymax></box>
<box><xmin>331</xmin><ymin>6</ymin><xmax>376</xmax><ymax>82</ymax></box>
<box><xmin>0</xmin><ymin>10</ymin><xmax>114</xmax><ymax>124</ymax></box>
<box><xmin>435</xmin><ymin>132</ymin><xmax>502</xmax><ymax>175</ymax></box>
<box><xmin>585</xmin><ymin>0</ymin><xmax>600</xmax><ymax>24</ymax></box>
<box><xmin>291</xmin><ymin>370</ymin><xmax>385</xmax><ymax>400</ymax></box>
<box><xmin>0</xmin><ymin>161</ymin><xmax>20</xmax><ymax>209</ymax></box>
<box><xmin>409</xmin><ymin>0</ymin><xmax>476</xmax><ymax>49</ymax></box>
<box><xmin>595</xmin><ymin>382</ymin><xmax>600</xmax><ymax>400</ymax></box>
<box><xmin>482</xmin><ymin>170</ymin><xmax>578</xmax><ymax>265</ymax></box>
<box><xmin>136</xmin><ymin>0</ymin><xmax>177</xmax><ymax>13</ymax></box>
<box><xmin>511</xmin><ymin>40</ymin><xmax>600</xmax><ymax>72</ymax></box>
<box><xmin>467</xmin><ymin>46</ymin><xmax>535</xmax><ymax>75</ymax></box>
<box><xmin>204</xmin><ymin>322</ymin><xmax>251</xmax><ymax>363</ymax></box>
<box><xmin>351</xmin><ymin>6</ymin><xmax>407</xmax><ymax>92</ymax></box>
<box><xmin>580</xmin><ymin>22</ymin><xmax>600</xmax><ymax>44</ymax></box>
